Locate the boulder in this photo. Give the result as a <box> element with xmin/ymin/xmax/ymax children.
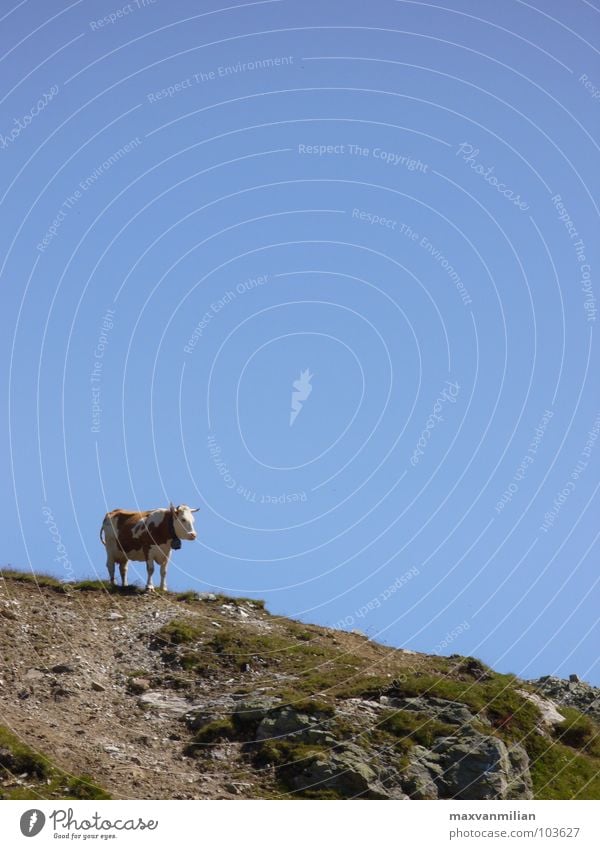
<box><xmin>231</xmin><ymin>697</ymin><xmax>280</xmax><ymax>725</ymax></box>
<box><xmin>128</xmin><ymin>678</ymin><xmax>151</xmax><ymax>695</ymax></box>
<box><xmin>287</xmin><ymin>744</ymin><xmax>407</xmax><ymax>799</ymax></box>
<box><xmin>516</xmin><ymin>689</ymin><xmax>564</xmax><ymax>731</ymax></box>
<box><xmin>407</xmin><ymin>729</ymin><xmax>533</xmax><ymax>800</ymax></box>
<box><xmin>531</xmin><ymin>676</ymin><xmax>600</xmax><ymax>722</ymax></box>
<box><xmin>255</xmin><ymin>707</ymin><xmax>335</xmax><ymax>745</ymax></box>
<box><xmin>380</xmin><ymin>695</ymin><xmax>478</xmax><ymax>726</ymax></box>
<box><xmin>138</xmin><ymin>691</ymin><xmax>195</xmax><ymax>717</ymax></box>
<box><xmin>402</xmin><ymin>752</ymin><xmax>440</xmax><ymax>799</ymax></box>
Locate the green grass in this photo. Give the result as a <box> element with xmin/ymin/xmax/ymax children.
<box><xmin>158</xmin><ymin>619</ymin><xmax>204</xmax><ymax>644</ymax></box>
<box><xmin>65</xmin><ymin>776</ymin><xmax>111</xmax><ymax>800</ymax></box>
<box><xmin>172</xmin><ymin>591</ymin><xmax>266</xmax><ymax>609</ymax></box>
<box><xmin>0</xmin><ymin>726</ymin><xmax>52</xmax><ymax>778</ymax></box>
<box><xmin>341</xmin><ymin>671</ymin><xmax>543</xmax><ymax>740</ymax></box>
<box><xmin>378</xmin><ymin>710</ymin><xmax>457</xmax><ymax>748</ymax></box>
<box><xmin>253</xmin><ymin>738</ymin><xmax>328</xmax><ymax>769</ymax></box>
<box><xmin>252</xmin><ymin>740</ymin><xmax>348</xmax><ymax>799</ymax></box>
<box><xmin>159</xmin><ymin>619</ymin><xmax>541</xmax><ymax>744</ymax></box>
<box><xmin>0</xmin><ymin>726</ymin><xmax>110</xmax><ymax>800</ymax></box>
<box><xmin>69</xmin><ymin>579</ymin><xmax>115</xmax><ymax>592</ymax></box>
<box><xmin>555</xmin><ymin>708</ymin><xmax>600</xmax><ymax>758</ymax></box>
<box><xmin>4</xmin><ymin>570</ymin><xmax>599</xmax><ymax>800</ymax></box>
<box><xmin>295</xmin><ymin>787</ymin><xmax>344</xmax><ymax>799</ymax></box>
<box><xmin>187</xmin><ymin>718</ymin><xmax>237</xmax><ymax>749</ymax></box>
<box><xmin>175</xmin><ymin>591</ymin><xmax>199</xmax><ymax>602</ymax></box>
<box><xmin>0</xmin><ymin>569</ymin><xmax>134</xmax><ymax>595</ymax></box>
<box><xmin>526</xmin><ymin>732</ymin><xmax>600</xmax><ymax>799</ymax></box>
<box><xmin>0</xmin><ymin>568</ymin><xmax>67</xmax><ymax>593</ymax></box>
<box><xmin>212</xmin><ymin>594</ymin><xmax>266</xmax><ymax>609</ymax></box>
<box><xmin>288</xmin><ymin>698</ymin><xmax>336</xmax><ymax>717</ymax></box>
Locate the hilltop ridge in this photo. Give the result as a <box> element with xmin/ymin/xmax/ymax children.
<box><xmin>0</xmin><ymin>569</ymin><xmax>599</xmax><ymax>800</ymax></box>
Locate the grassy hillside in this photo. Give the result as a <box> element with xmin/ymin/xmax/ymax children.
<box><xmin>0</xmin><ymin>568</ymin><xmax>598</xmax><ymax>800</ymax></box>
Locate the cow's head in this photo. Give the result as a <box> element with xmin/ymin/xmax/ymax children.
<box><xmin>170</xmin><ymin>503</ymin><xmax>199</xmax><ymax>540</ymax></box>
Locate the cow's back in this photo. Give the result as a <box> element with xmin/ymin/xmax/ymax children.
<box><xmin>102</xmin><ymin>508</ymin><xmax>170</xmax><ymax>562</ymax></box>
<box><xmin>102</xmin><ymin>510</ymin><xmax>145</xmax><ymax>557</ymax></box>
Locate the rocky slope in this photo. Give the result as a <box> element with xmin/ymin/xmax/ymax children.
<box><xmin>1</xmin><ymin>569</ymin><xmax>599</xmax><ymax>800</ymax></box>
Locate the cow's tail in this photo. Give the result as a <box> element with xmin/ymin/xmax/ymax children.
<box><xmin>99</xmin><ymin>517</ymin><xmax>107</xmax><ymax>547</ymax></box>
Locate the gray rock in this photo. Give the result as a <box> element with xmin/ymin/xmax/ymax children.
<box><xmin>232</xmin><ymin>697</ymin><xmax>280</xmax><ymax>725</ymax></box>
<box><xmin>51</xmin><ymin>663</ymin><xmax>74</xmax><ymax>674</ymax></box>
<box><xmin>516</xmin><ymin>689</ymin><xmax>564</xmax><ymax>730</ymax></box>
<box><xmin>288</xmin><ymin>746</ymin><xmax>402</xmax><ymax>798</ymax></box>
<box><xmin>128</xmin><ymin>678</ymin><xmax>151</xmax><ymax>695</ymax></box>
<box><xmin>381</xmin><ymin>695</ymin><xmax>478</xmax><ymax>726</ymax></box>
<box><xmin>138</xmin><ymin>691</ymin><xmax>194</xmax><ymax>717</ymax></box>
<box><xmin>531</xmin><ymin>676</ymin><xmax>600</xmax><ymax>722</ymax></box>
<box><xmin>24</xmin><ymin>669</ymin><xmax>46</xmax><ymax>681</ymax></box>
<box><xmin>420</xmin><ymin>729</ymin><xmax>533</xmax><ymax>800</ymax></box>
<box><xmin>402</xmin><ymin>748</ymin><xmax>442</xmax><ymax>799</ymax></box>
<box><xmin>255</xmin><ymin>707</ymin><xmax>335</xmax><ymax>744</ymax></box>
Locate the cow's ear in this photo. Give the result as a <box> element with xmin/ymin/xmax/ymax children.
<box><xmin>190</xmin><ymin>507</ymin><xmax>200</xmax><ymax>513</ymax></box>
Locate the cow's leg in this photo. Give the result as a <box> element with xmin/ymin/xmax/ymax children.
<box><xmin>118</xmin><ymin>560</ymin><xmax>128</xmax><ymax>588</ymax></box>
<box><xmin>159</xmin><ymin>557</ymin><xmax>169</xmax><ymax>592</ymax></box>
<box><xmin>106</xmin><ymin>556</ymin><xmax>116</xmax><ymax>586</ymax></box>
<box><xmin>145</xmin><ymin>558</ymin><xmax>155</xmax><ymax>592</ymax></box>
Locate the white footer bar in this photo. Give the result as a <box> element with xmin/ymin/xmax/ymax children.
<box><xmin>1</xmin><ymin>799</ymin><xmax>598</xmax><ymax>848</ymax></box>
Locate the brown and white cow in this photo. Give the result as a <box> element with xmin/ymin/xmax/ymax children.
<box><xmin>99</xmin><ymin>504</ymin><xmax>199</xmax><ymax>591</ymax></box>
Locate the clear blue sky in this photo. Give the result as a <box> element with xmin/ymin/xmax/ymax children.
<box><xmin>1</xmin><ymin>0</ymin><xmax>599</xmax><ymax>684</ymax></box>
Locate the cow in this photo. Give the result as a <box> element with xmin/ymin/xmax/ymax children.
<box><xmin>99</xmin><ymin>503</ymin><xmax>199</xmax><ymax>592</ymax></box>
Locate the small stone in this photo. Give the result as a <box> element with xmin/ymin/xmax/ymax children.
<box><xmin>51</xmin><ymin>663</ymin><xmax>74</xmax><ymax>674</ymax></box>
<box><xmin>107</xmin><ymin>611</ymin><xmax>124</xmax><ymax>621</ymax></box>
<box><xmin>225</xmin><ymin>782</ymin><xmax>241</xmax><ymax>794</ymax></box>
<box><xmin>24</xmin><ymin>669</ymin><xmax>45</xmax><ymax>680</ymax></box>
<box><xmin>129</xmin><ymin>678</ymin><xmax>151</xmax><ymax>695</ymax></box>
<box><xmin>52</xmin><ymin>687</ymin><xmax>71</xmax><ymax>699</ymax></box>
<box><xmin>91</xmin><ymin>681</ymin><xmax>106</xmax><ymax>692</ymax></box>
<box><xmin>569</xmin><ymin>674</ymin><xmax>580</xmax><ymax>683</ymax></box>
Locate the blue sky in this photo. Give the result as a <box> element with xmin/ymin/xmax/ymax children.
<box><xmin>1</xmin><ymin>0</ymin><xmax>599</xmax><ymax>684</ymax></box>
